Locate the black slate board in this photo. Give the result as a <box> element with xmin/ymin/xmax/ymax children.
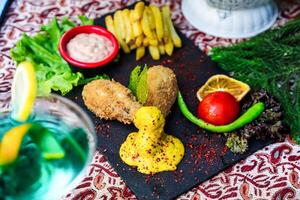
<box><xmin>66</xmin><ymin>4</ymin><xmax>275</xmax><ymax>200</ymax></box>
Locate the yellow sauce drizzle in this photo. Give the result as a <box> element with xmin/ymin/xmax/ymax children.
<box><xmin>119</xmin><ymin>107</ymin><xmax>184</xmax><ymax>174</ymax></box>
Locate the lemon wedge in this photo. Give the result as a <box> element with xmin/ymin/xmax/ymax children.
<box><xmin>196</xmin><ymin>74</ymin><xmax>250</xmax><ymax>102</ymax></box>
<box><xmin>11</xmin><ymin>61</ymin><xmax>37</xmax><ymax>122</ymax></box>
<box><xmin>0</xmin><ymin>124</ymin><xmax>31</xmax><ymax>166</ymax></box>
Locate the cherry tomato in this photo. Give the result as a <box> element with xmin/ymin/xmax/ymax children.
<box><xmin>197</xmin><ymin>91</ymin><xmax>240</xmax><ymax>125</ymax></box>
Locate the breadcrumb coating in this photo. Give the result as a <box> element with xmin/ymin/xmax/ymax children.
<box><xmin>82</xmin><ymin>79</ymin><xmax>141</xmax><ymax>124</ymax></box>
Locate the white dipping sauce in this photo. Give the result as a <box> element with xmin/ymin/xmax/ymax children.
<box><xmin>67</xmin><ymin>33</ymin><xmax>114</xmax><ymax>63</ymax></box>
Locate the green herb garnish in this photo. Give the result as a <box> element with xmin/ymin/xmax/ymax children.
<box><xmin>128</xmin><ymin>65</ymin><xmax>148</xmax><ymax>104</ymax></box>
<box><xmin>128</xmin><ymin>65</ymin><xmax>142</xmax><ymax>95</ymax></box>
<box><xmin>210</xmin><ymin>18</ymin><xmax>300</xmax><ymax>144</ymax></box>
<box><xmin>136</xmin><ymin>66</ymin><xmax>148</xmax><ymax>104</ymax></box>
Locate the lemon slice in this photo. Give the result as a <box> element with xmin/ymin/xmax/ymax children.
<box><xmin>0</xmin><ymin>124</ymin><xmax>31</xmax><ymax>166</ymax></box>
<box><xmin>0</xmin><ymin>124</ymin><xmax>65</xmax><ymax>166</ymax></box>
<box><xmin>11</xmin><ymin>61</ymin><xmax>37</xmax><ymax>122</ymax></box>
<box><xmin>196</xmin><ymin>74</ymin><xmax>250</xmax><ymax>101</ymax></box>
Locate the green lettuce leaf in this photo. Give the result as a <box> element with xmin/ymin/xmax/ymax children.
<box><xmin>41</xmin><ymin>17</ymin><xmax>61</xmax><ymax>55</ymax></box>
<box><xmin>60</xmin><ymin>16</ymin><xmax>76</xmax><ymax>33</ymax></box>
<box><xmin>77</xmin><ymin>74</ymin><xmax>110</xmax><ymax>86</ymax></box>
<box><xmin>10</xmin><ymin>16</ymin><xmax>107</xmax><ymax>96</ymax></box>
<box><xmin>78</xmin><ymin>15</ymin><xmax>94</xmax><ymax>25</ymax></box>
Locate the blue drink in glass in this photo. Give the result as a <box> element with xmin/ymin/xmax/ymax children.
<box><xmin>0</xmin><ymin>94</ymin><xmax>96</xmax><ymax>200</ymax></box>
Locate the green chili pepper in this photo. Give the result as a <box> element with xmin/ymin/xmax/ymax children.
<box><xmin>177</xmin><ymin>92</ymin><xmax>265</xmax><ymax>133</ymax></box>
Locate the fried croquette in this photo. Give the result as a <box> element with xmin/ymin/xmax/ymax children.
<box><xmin>145</xmin><ymin>65</ymin><xmax>178</xmax><ymax>117</ymax></box>
<box><xmin>82</xmin><ymin>79</ymin><xmax>142</xmax><ymax>124</ymax></box>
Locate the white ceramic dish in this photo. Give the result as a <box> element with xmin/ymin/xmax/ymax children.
<box><xmin>182</xmin><ymin>0</ymin><xmax>278</xmax><ymax>39</ymax></box>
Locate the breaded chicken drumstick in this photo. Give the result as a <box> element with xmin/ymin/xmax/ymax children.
<box><xmin>82</xmin><ymin>79</ymin><xmax>142</xmax><ymax>124</ymax></box>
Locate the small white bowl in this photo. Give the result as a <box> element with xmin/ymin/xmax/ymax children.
<box><xmin>182</xmin><ymin>0</ymin><xmax>278</xmax><ymax>39</ymax></box>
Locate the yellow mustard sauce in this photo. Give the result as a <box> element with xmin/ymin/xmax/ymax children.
<box><xmin>119</xmin><ymin>107</ymin><xmax>184</xmax><ymax>174</ymax></box>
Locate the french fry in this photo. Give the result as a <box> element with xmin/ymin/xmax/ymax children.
<box><xmin>165</xmin><ymin>40</ymin><xmax>174</xmax><ymax>56</ymax></box>
<box><xmin>143</xmin><ymin>37</ymin><xmax>149</xmax><ymax>46</ymax></box>
<box><xmin>148</xmin><ymin>45</ymin><xmax>160</xmax><ymax>60</ymax></box>
<box><xmin>135</xmin><ymin>35</ymin><xmax>143</xmax><ymax>47</ymax></box>
<box><xmin>114</xmin><ymin>10</ymin><xmax>126</xmax><ymax>40</ymax></box>
<box><xmin>162</xmin><ymin>6</ymin><xmax>182</xmax><ymax>48</ymax></box>
<box><xmin>146</xmin><ymin>6</ymin><xmax>156</xmax><ymax>30</ymax></box>
<box><xmin>130</xmin><ymin>43</ymin><xmax>137</xmax><ymax>50</ymax></box>
<box><xmin>105</xmin><ymin>15</ymin><xmax>116</xmax><ymax>36</ymax></box>
<box><xmin>149</xmin><ymin>33</ymin><xmax>158</xmax><ymax>46</ymax></box>
<box><xmin>162</xmin><ymin>6</ymin><xmax>170</xmax><ymax>43</ymax></box>
<box><xmin>106</xmin><ymin>4</ymin><xmax>182</xmax><ymax>60</ymax></box>
<box><xmin>115</xmin><ymin>35</ymin><xmax>130</xmax><ymax>53</ymax></box>
<box><xmin>149</xmin><ymin>4</ymin><xmax>164</xmax><ymax>41</ymax></box>
<box><xmin>141</xmin><ymin>7</ymin><xmax>154</xmax><ymax>39</ymax></box>
<box><xmin>130</xmin><ymin>10</ymin><xmax>143</xmax><ymax>37</ymax></box>
<box><xmin>130</xmin><ymin>10</ymin><xmax>135</xmax><ymax>21</ymax></box>
<box><xmin>132</xmin><ymin>21</ymin><xmax>143</xmax><ymax>37</ymax></box>
<box><xmin>158</xmin><ymin>43</ymin><xmax>165</xmax><ymax>55</ymax></box>
<box><xmin>132</xmin><ymin>1</ymin><xmax>145</xmax><ymax>21</ymax></box>
<box><xmin>123</xmin><ymin>9</ymin><xmax>134</xmax><ymax>44</ymax></box>
<box><xmin>113</xmin><ymin>12</ymin><xmax>130</xmax><ymax>53</ymax></box>
<box><xmin>136</xmin><ymin>46</ymin><xmax>145</xmax><ymax>60</ymax></box>
<box><xmin>149</xmin><ymin>39</ymin><xmax>158</xmax><ymax>46</ymax></box>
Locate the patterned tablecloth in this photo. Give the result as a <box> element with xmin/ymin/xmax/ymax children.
<box><xmin>1</xmin><ymin>0</ymin><xmax>300</xmax><ymax>199</ymax></box>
